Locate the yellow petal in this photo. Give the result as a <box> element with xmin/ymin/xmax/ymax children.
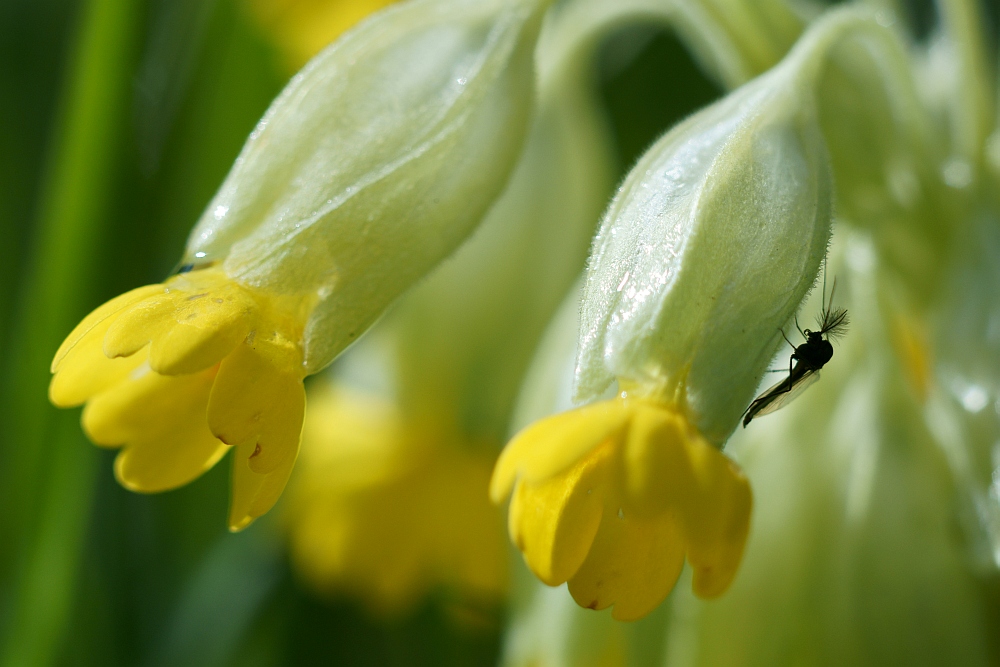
<box><xmin>49</xmin><ymin>320</ymin><xmax>147</xmax><ymax>407</ymax></box>
<box><xmin>622</xmin><ymin>402</ymin><xmax>692</xmax><ymax>511</ymax></box>
<box><xmin>286</xmin><ymin>389</ymin><xmax>508</xmax><ymax>610</ymax></box>
<box><xmin>104</xmin><ymin>286</ymin><xmax>254</xmax><ymax>375</ymax></box>
<box><xmin>229</xmin><ymin>436</ymin><xmax>300</xmax><ymax>531</ymax></box>
<box><xmin>490</xmin><ymin>400</ymin><xmax>631</xmax><ymax>503</ymax></box>
<box><xmin>682</xmin><ymin>453</ymin><xmax>752</xmax><ymax>599</ymax></box>
<box><xmin>507</xmin><ymin>441</ymin><xmax>613</xmax><ymax>586</ymax></box>
<box><xmin>567</xmin><ymin>504</ymin><xmax>685</xmax><ymax>622</ymax></box>
<box><xmin>114</xmin><ymin>427</ymin><xmax>228</xmax><ymax>493</ymax></box>
<box><xmin>208</xmin><ymin>342</ymin><xmax>305</xmax><ymax>474</ymax></box>
<box><xmin>102</xmin><ymin>293</ymin><xmax>183</xmax><ymax>358</ymax></box>
<box><xmin>82</xmin><ymin>366</ymin><xmax>228</xmax><ymax>491</ymax></box>
<box><xmin>82</xmin><ymin>364</ymin><xmax>192</xmax><ymax>444</ymax></box>
<box><xmin>51</xmin><ymin>284</ymin><xmax>163</xmax><ymax>372</ymax></box>
<box><xmin>499</xmin><ymin>396</ymin><xmax>755</xmax><ymax>616</ymax></box>
<box><xmin>623</xmin><ymin>409</ymin><xmax>752</xmax><ymax>598</ymax></box>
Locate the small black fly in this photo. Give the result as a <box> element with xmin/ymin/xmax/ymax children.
<box><xmin>742</xmin><ymin>277</ymin><xmax>849</xmax><ymax>427</ymax></box>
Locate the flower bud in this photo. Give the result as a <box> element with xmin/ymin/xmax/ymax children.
<box><xmin>576</xmin><ymin>62</ymin><xmax>832</xmax><ymax>444</ymax></box>
<box><xmin>184</xmin><ymin>0</ymin><xmax>549</xmax><ymax>372</ymax></box>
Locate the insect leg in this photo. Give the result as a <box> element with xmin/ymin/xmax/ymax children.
<box><xmin>780</xmin><ymin>328</ymin><xmax>796</xmax><ymax>349</ymax></box>
<box><xmin>767</xmin><ymin>357</ymin><xmax>798</xmax><ymax>400</ymax></box>
<box><xmin>794</xmin><ymin>315</ymin><xmax>805</xmax><ymax>338</ymax></box>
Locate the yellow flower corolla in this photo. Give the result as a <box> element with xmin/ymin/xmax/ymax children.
<box><xmin>249</xmin><ymin>0</ymin><xmax>398</xmax><ymax>71</ymax></box>
<box><xmin>491</xmin><ymin>397</ymin><xmax>751</xmax><ymax>621</ymax></box>
<box><xmin>50</xmin><ymin>267</ymin><xmax>313</xmax><ymax>530</ymax></box>
<box><xmin>286</xmin><ymin>386</ymin><xmax>507</xmax><ymax>612</ymax></box>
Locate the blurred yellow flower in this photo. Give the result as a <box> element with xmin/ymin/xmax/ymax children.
<box><xmin>491</xmin><ymin>397</ymin><xmax>751</xmax><ymax>621</ymax></box>
<box><xmin>285</xmin><ymin>386</ymin><xmax>507</xmax><ymax>612</ymax></box>
<box><xmin>249</xmin><ymin>0</ymin><xmax>398</xmax><ymax>70</ymax></box>
<box><xmin>50</xmin><ymin>267</ymin><xmax>311</xmax><ymax>530</ymax></box>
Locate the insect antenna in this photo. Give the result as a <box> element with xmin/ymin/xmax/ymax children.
<box><xmin>815</xmin><ymin>276</ymin><xmax>838</xmax><ymax>331</ymax></box>
<box><xmin>820</xmin><ymin>307</ymin><xmax>850</xmax><ymax>339</ymax></box>
<box><xmin>821</xmin><ymin>255</ymin><xmax>828</xmax><ymax>314</ymax></box>
<box><xmin>813</xmin><ymin>271</ymin><xmax>850</xmax><ymax>339</ymax></box>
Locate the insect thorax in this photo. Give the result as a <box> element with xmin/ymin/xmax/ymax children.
<box><xmin>795</xmin><ymin>338</ymin><xmax>833</xmax><ymax>369</ymax></box>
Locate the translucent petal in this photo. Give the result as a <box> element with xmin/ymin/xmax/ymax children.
<box><xmin>575</xmin><ymin>65</ymin><xmax>832</xmax><ymax>442</ymax></box>
<box><xmin>185</xmin><ymin>0</ymin><xmax>548</xmax><ymax>374</ymax></box>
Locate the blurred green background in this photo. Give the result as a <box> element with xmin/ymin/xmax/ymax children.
<box><xmin>0</xmin><ymin>0</ymin><xmax>724</xmax><ymax>664</ymax></box>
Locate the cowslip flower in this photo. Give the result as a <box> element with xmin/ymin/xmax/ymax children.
<box><xmin>492</xmin><ymin>397</ymin><xmax>753</xmax><ymax>621</ymax></box>
<box><xmin>491</xmin><ymin>6</ymin><xmax>852</xmax><ymax>619</ymax></box>
<box><xmin>499</xmin><ymin>0</ymin><xmax>1000</xmax><ymax>661</ymax></box>
<box><xmin>284</xmin><ymin>386</ymin><xmax>507</xmax><ymax>612</ymax></box>
<box><xmin>50</xmin><ymin>268</ymin><xmax>311</xmax><ymax>529</ymax></box>
<box><xmin>50</xmin><ymin>0</ymin><xmax>550</xmax><ymax>530</ymax></box>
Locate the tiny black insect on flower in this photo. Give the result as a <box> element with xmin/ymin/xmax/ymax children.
<box><xmin>742</xmin><ymin>277</ymin><xmax>849</xmax><ymax>427</ymax></box>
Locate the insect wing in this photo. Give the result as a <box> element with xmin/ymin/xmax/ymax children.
<box><xmin>753</xmin><ymin>370</ymin><xmax>821</xmax><ymax>418</ymax></box>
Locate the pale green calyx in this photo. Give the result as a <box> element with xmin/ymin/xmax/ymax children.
<box><xmin>575</xmin><ymin>35</ymin><xmax>833</xmax><ymax>445</ymax></box>
<box><xmin>183</xmin><ymin>0</ymin><xmax>548</xmax><ymax>373</ymax></box>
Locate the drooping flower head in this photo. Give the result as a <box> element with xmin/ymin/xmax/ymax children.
<box><xmin>496</xmin><ymin>3</ymin><xmax>1000</xmax><ymax>660</ymax></box>
<box><xmin>50</xmin><ymin>0</ymin><xmax>552</xmax><ymax>529</ymax></box>
<box><xmin>488</xmin><ymin>1</ymin><xmax>965</xmax><ymax>621</ymax></box>
<box><xmin>492</xmin><ymin>397</ymin><xmax>752</xmax><ymax>621</ymax></box>
<box><xmin>51</xmin><ymin>268</ymin><xmax>309</xmax><ymax>529</ymax></box>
